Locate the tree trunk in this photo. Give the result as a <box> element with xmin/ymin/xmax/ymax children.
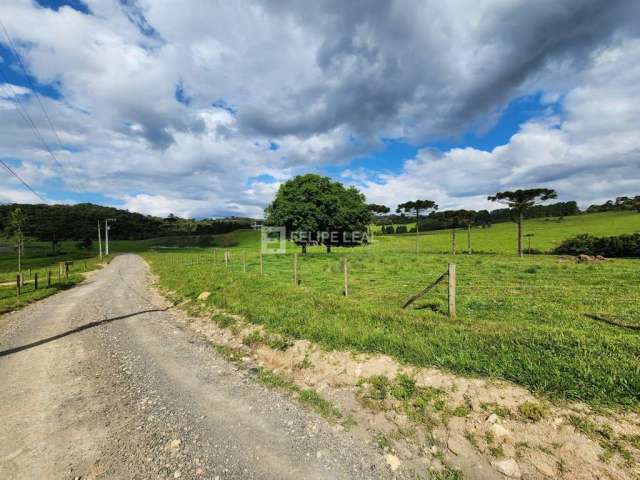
<box><xmin>517</xmin><ymin>211</ymin><xmax>524</xmax><ymax>257</ymax></box>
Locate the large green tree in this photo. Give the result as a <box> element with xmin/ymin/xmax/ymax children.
<box><xmin>488</xmin><ymin>188</ymin><xmax>557</xmax><ymax>257</ymax></box>
<box><xmin>265</xmin><ymin>174</ymin><xmax>372</xmax><ymax>253</ymax></box>
<box><xmin>396</xmin><ymin>200</ymin><xmax>438</xmax><ymax>254</ymax></box>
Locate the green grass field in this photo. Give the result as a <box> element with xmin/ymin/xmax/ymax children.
<box><xmin>372</xmin><ymin>211</ymin><xmax>640</xmax><ymax>254</ymax></box>
<box><xmin>2</xmin><ymin>211</ymin><xmax>639</xmax><ymax>407</ymax></box>
<box><xmin>143</xmin><ymin>211</ymin><xmax>640</xmax><ymax>408</ymax></box>
<box><xmin>0</xmin><ymin>240</ymin><xmax>114</xmax><ymax>313</ymax></box>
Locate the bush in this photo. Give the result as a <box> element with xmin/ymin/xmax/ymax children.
<box><xmin>554</xmin><ymin>233</ymin><xmax>640</xmax><ymax>258</ymax></box>
<box><xmin>395</xmin><ymin>225</ymin><xmax>408</xmax><ymax>234</ymax></box>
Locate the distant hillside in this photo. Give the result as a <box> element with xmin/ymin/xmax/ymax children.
<box><xmin>0</xmin><ymin>203</ymin><xmax>255</xmax><ymax>241</ymax></box>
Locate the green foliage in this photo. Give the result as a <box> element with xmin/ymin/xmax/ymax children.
<box><xmin>264</xmin><ymin>174</ymin><xmax>372</xmax><ymax>250</ymax></box>
<box><xmin>0</xmin><ymin>203</ymin><xmax>253</xmax><ymax>241</ymax></box>
<box><xmin>390</xmin><ymin>373</ymin><xmax>417</xmax><ymax>400</ymax></box>
<box><xmin>146</xmin><ymin>235</ymin><xmax>640</xmax><ymax>407</ymax></box>
<box><xmin>488</xmin><ymin>188</ymin><xmax>558</xmax><ymax>211</ymax></box>
<box><xmin>517</xmin><ymin>401</ymin><xmax>548</xmax><ymax>422</ymax></box>
<box><xmin>554</xmin><ymin>233</ymin><xmax>640</xmax><ymax>258</ymax></box>
<box><xmin>298</xmin><ymin>389</ymin><xmax>342</xmax><ymax>420</ymax></box>
<box><xmin>362</xmin><ymin>375</ymin><xmax>390</xmax><ymax>401</ymax></box>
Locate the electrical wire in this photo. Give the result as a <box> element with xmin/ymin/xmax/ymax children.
<box><xmin>0</xmin><ymin>158</ymin><xmax>47</xmax><ymax>202</ymax></box>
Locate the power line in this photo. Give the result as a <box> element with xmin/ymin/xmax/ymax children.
<box><xmin>0</xmin><ymin>158</ymin><xmax>47</xmax><ymax>203</ymax></box>
<box><xmin>0</xmin><ymin>19</ymin><xmax>67</xmax><ymax>155</ymax></box>
<box><xmin>0</xmin><ymin>67</ymin><xmax>65</xmax><ymax>174</ymax></box>
<box><xmin>0</xmin><ymin>18</ymin><xmax>80</xmax><ymax>195</ymax></box>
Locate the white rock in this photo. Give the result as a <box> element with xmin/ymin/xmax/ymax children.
<box><xmin>491</xmin><ymin>423</ymin><xmax>511</xmax><ymax>438</ymax></box>
<box><xmin>492</xmin><ymin>458</ymin><xmax>521</xmax><ymax>478</ymax></box>
<box><xmin>197</xmin><ymin>291</ymin><xmax>210</xmax><ymax>301</ymax></box>
<box><xmin>385</xmin><ymin>454</ymin><xmax>401</xmax><ymax>471</ymax></box>
<box><xmin>486</xmin><ymin>413</ymin><xmax>499</xmax><ymax>424</ymax></box>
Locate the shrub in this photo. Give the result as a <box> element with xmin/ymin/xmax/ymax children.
<box><xmin>554</xmin><ymin>233</ymin><xmax>640</xmax><ymax>258</ymax></box>
<box><xmin>395</xmin><ymin>225</ymin><xmax>408</xmax><ymax>234</ymax></box>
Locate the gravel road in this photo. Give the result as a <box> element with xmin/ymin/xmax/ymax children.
<box><xmin>0</xmin><ymin>254</ymin><xmax>398</xmax><ymax>480</ymax></box>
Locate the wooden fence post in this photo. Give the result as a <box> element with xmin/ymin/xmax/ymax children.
<box><xmin>58</xmin><ymin>264</ymin><xmax>62</xmax><ymax>283</ymax></box>
<box><xmin>451</xmin><ymin>229</ymin><xmax>456</xmax><ymax>255</ymax></box>
<box><xmin>293</xmin><ymin>253</ymin><xmax>299</xmax><ymax>286</ymax></box>
<box><xmin>242</xmin><ymin>252</ymin><xmax>246</xmax><ymax>273</ymax></box>
<box><xmin>47</xmin><ymin>269</ymin><xmax>51</xmax><ymax>287</ymax></box>
<box><xmin>467</xmin><ymin>225</ymin><xmax>471</xmax><ymax>255</ymax></box>
<box><xmin>16</xmin><ymin>273</ymin><xmax>21</xmax><ymax>296</ymax></box>
<box><xmin>65</xmin><ymin>263</ymin><xmax>69</xmax><ymax>282</ymax></box>
<box><xmin>343</xmin><ymin>258</ymin><xmax>349</xmax><ymax>296</ymax></box>
<box><xmin>34</xmin><ymin>272</ymin><xmax>38</xmax><ymax>290</ymax></box>
<box><xmin>448</xmin><ymin>263</ymin><xmax>456</xmax><ymax>319</ymax></box>
<box><xmin>259</xmin><ymin>253</ymin><xmax>264</xmax><ymax>275</ymax></box>
<box><xmin>224</xmin><ymin>250</ymin><xmax>229</xmax><ymax>270</ymax></box>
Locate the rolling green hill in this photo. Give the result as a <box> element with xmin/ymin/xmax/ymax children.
<box><xmin>206</xmin><ymin>211</ymin><xmax>640</xmax><ymax>255</ymax></box>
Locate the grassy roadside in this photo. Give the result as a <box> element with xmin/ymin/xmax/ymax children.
<box><xmin>146</xmin><ymin>249</ymin><xmax>640</xmax><ymax>409</ymax></box>
<box><xmin>0</xmin><ymin>254</ymin><xmax>113</xmax><ymax>314</ymax></box>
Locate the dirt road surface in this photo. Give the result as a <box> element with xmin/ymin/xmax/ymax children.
<box><xmin>0</xmin><ymin>255</ymin><xmax>398</xmax><ymax>479</ymax></box>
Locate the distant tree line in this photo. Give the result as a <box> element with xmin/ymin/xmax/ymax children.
<box><xmin>0</xmin><ymin>203</ymin><xmax>254</xmax><ymax>242</ymax></box>
<box><xmin>586</xmin><ymin>196</ymin><xmax>640</xmax><ymax>213</ymax></box>
<box><xmin>378</xmin><ymin>201</ymin><xmax>579</xmax><ymax>233</ymax></box>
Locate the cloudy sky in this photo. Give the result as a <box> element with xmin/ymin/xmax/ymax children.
<box><xmin>0</xmin><ymin>0</ymin><xmax>639</xmax><ymax>218</ymax></box>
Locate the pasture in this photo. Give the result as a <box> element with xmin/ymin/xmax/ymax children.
<box><xmin>144</xmin><ymin>211</ymin><xmax>640</xmax><ymax>408</ymax></box>
<box><xmin>2</xmin><ymin>210</ymin><xmax>639</xmax><ymax>407</ymax></box>
<box><xmin>0</xmin><ymin>240</ymin><xmax>112</xmax><ymax>313</ymax></box>
<box><xmin>372</xmin><ymin>210</ymin><xmax>640</xmax><ymax>254</ymax></box>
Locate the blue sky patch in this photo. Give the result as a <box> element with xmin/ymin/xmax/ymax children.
<box><xmin>35</xmin><ymin>0</ymin><xmax>91</xmax><ymax>14</ymax></box>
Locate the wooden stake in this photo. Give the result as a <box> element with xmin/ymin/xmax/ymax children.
<box><xmin>224</xmin><ymin>250</ymin><xmax>229</xmax><ymax>270</ymax></box>
<box><xmin>451</xmin><ymin>229</ymin><xmax>456</xmax><ymax>255</ymax></box>
<box><xmin>467</xmin><ymin>225</ymin><xmax>471</xmax><ymax>255</ymax></box>
<box><xmin>401</xmin><ymin>271</ymin><xmax>447</xmax><ymax>309</ymax></box>
<box><xmin>65</xmin><ymin>263</ymin><xmax>69</xmax><ymax>282</ymax></box>
<box><xmin>58</xmin><ymin>263</ymin><xmax>62</xmax><ymax>283</ymax></box>
<box><xmin>16</xmin><ymin>273</ymin><xmax>21</xmax><ymax>297</ymax></box>
<box><xmin>47</xmin><ymin>269</ymin><xmax>51</xmax><ymax>287</ymax></box>
<box><xmin>343</xmin><ymin>258</ymin><xmax>349</xmax><ymax>296</ymax></box>
<box><xmin>293</xmin><ymin>253</ymin><xmax>299</xmax><ymax>286</ymax></box>
<box><xmin>448</xmin><ymin>263</ymin><xmax>456</xmax><ymax>319</ymax></box>
<box><xmin>34</xmin><ymin>272</ymin><xmax>38</xmax><ymax>290</ymax></box>
<box><xmin>259</xmin><ymin>253</ymin><xmax>264</xmax><ymax>275</ymax></box>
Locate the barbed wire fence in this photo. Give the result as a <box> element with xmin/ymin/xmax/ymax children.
<box><xmin>150</xmin><ymin>246</ymin><xmax>640</xmax><ymax>328</ymax></box>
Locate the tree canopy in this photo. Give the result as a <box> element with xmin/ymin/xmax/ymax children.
<box><xmin>487</xmin><ymin>188</ymin><xmax>557</xmax><ymax>212</ymax></box>
<box><xmin>488</xmin><ymin>188</ymin><xmax>557</xmax><ymax>256</ymax></box>
<box><xmin>368</xmin><ymin>203</ymin><xmax>390</xmax><ymax>215</ymax></box>
<box><xmin>264</xmin><ymin>174</ymin><xmax>372</xmax><ymax>251</ymax></box>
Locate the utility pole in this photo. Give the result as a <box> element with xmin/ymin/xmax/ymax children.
<box><xmin>98</xmin><ymin>221</ymin><xmax>103</xmax><ymax>259</ymax></box>
<box><xmin>105</xmin><ymin>218</ymin><xmax>115</xmax><ymax>256</ymax></box>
